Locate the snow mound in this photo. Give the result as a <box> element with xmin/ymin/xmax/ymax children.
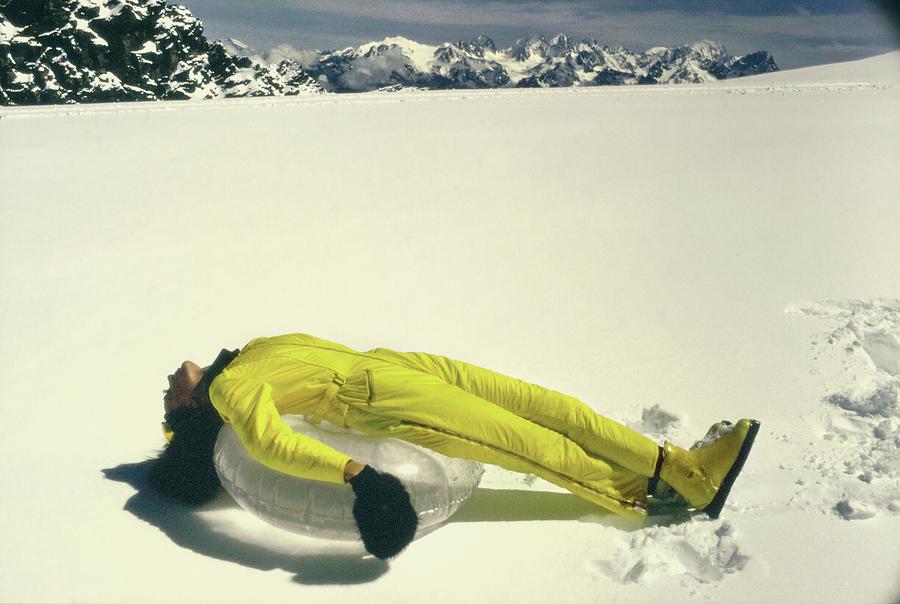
<box><xmin>743</xmin><ymin>50</ymin><xmax>900</xmax><ymax>85</ymax></box>
<box><xmin>589</xmin><ymin>520</ymin><xmax>750</xmax><ymax>585</ymax></box>
<box><xmin>833</xmin><ymin>497</ymin><xmax>878</xmax><ymax>520</ymax></box>
<box><xmin>628</xmin><ymin>404</ymin><xmax>681</xmax><ymax>435</ymax></box>
<box><xmin>787</xmin><ymin>298</ymin><xmax>900</xmax><ymax>519</ymax></box>
<box><xmin>626</xmin><ymin>404</ymin><xmax>692</xmax><ymax>446</ymax></box>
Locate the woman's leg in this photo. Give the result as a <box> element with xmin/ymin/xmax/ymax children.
<box><xmin>341</xmin><ymin>364</ymin><xmax>650</xmax><ymax>520</ymax></box>
<box><xmin>365</xmin><ymin>347</ymin><xmax>660</xmax><ymax>478</ymax></box>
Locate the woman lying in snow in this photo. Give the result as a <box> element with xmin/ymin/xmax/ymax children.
<box><xmin>151</xmin><ymin>332</ymin><xmax>759</xmax><ymax>559</ymax></box>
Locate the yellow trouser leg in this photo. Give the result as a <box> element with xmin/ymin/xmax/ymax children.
<box><xmin>341</xmin><ymin>364</ymin><xmax>650</xmax><ymax>519</ymax></box>
<box><xmin>365</xmin><ymin>347</ymin><xmax>660</xmax><ymax>478</ymax></box>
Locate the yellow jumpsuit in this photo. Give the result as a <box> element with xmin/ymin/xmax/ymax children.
<box><xmin>207</xmin><ymin>333</ymin><xmax>661</xmax><ymax>520</ymax></box>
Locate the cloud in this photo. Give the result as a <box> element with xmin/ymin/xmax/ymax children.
<box><xmin>272</xmin><ymin>0</ymin><xmax>586</xmax><ymax>30</ymax></box>
<box><xmin>271</xmin><ymin>0</ymin><xmax>875</xmax><ymax>24</ymax></box>
<box><xmin>262</xmin><ymin>0</ymin><xmax>891</xmax><ymax>48</ymax></box>
<box><xmin>268</xmin><ymin>0</ymin><xmax>876</xmax><ymax>26</ymax></box>
<box><xmin>264</xmin><ymin>44</ymin><xmax>324</xmax><ymax>68</ymax></box>
<box><xmin>336</xmin><ymin>47</ymin><xmax>413</xmax><ymax>90</ymax></box>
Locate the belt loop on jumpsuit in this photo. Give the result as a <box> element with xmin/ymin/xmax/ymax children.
<box><xmin>306</xmin><ymin>373</ymin><xmax>347</xmax><ymax>426</ymax></box>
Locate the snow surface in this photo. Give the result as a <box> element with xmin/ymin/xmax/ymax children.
<box><xmin>0</xmin><ymin>52</ymin><xmax>898</xmax><ymax>604</ymax></box>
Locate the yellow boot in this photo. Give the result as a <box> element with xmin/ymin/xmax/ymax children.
<box><xmin>659</xmin><ymin>419</ymin><xmax>760</xmax><ymax>519</ymax></box>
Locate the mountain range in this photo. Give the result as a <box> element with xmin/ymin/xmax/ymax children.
<box><xmin>1</xmin><ymin>0</ymin><xmax>778</xmax><ymax>105</ymax></box>
<box><xmin>282</xmin><ymin>34</ymin><xmax>778</xmax><ymax>93</ymax></box>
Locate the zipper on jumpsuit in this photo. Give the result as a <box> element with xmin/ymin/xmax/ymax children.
<box><xmin>364</xmin><ymin>369</ymin><xmax>375</xmax><ymax>403</ymax></box>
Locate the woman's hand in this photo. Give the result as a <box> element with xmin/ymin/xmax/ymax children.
<box><xmin>343</xmin><ymin>460</ymin><xmax>366</xmax><ymax>482</ymax></box>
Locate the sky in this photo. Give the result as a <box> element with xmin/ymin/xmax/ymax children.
<box><xmin>175</xmin><ymin>0</ymin><xmax>900</xmax><ymax>70</ymax></box>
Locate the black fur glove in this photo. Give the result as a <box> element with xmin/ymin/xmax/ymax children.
<box><xmin>348</xmin><ymin>465</ymin><xmax>418</xmax><ymax>559</ymax></box>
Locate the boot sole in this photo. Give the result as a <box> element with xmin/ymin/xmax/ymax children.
<box><xmin>703</xmin><ymin>419</ymin><xmax>760</xmax><ymax>520</ymax></box>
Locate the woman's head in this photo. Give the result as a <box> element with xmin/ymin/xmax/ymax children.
<box><xmin>163</xmin><ymin>360</ymin><xmax>206</xmax><ymax>414</ymax></box>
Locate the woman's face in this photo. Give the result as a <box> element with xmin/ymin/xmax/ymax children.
<box><xmin>163</xmin><ymin>361</ymin><xmax>205</xmax><ymax>414</ymax></box>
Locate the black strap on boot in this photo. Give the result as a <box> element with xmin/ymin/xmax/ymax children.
<box><xmin>647</xmin><ymin>445</ymin><xmax>665</xmax><ymax>497</ymax></box>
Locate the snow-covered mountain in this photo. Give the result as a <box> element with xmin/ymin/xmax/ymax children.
<box><xmin>298</xmin><ymin>34</ymin><xmax>778</xmax><ymax>92</ymax></box>
<box><xmin>0</xmin><ymin>0</ymin><xmax>322</xmax><ymax>105</ymax></box>
<box><xmin>0</xmin><ymin>0</ymin><xmax>778</xmax><ymax>105</ymax></box>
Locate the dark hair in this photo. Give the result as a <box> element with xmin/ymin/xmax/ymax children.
<box><xmin>149</xmin><ymin>403</ymin><xmax>225</xmax><ymax>505</ymax></box>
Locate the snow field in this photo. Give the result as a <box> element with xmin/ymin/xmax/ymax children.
<box><xmin>0</xmin><ymin>52</ymin><xmax>898</xmax><ymax>604</ymax></box>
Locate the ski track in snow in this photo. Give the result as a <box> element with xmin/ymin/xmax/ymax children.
<box><xmin>786</xmin><ymin>298</ymin><xmax>900</xmax><ymax>519</ymax></box>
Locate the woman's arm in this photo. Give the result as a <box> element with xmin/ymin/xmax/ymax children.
<box><xmin>209</xmin><ymin>376</ymin><xmax>356</xmax><ymax>485</ymax></box>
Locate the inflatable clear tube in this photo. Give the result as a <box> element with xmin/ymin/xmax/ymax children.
<box><xmin>213</xmin><ymin>416</ymin><xmax>484</xmax><ymax>541</ymax></box>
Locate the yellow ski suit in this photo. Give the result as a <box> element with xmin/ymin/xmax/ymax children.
<box><xmin>207</xmin><ymin>333</ymin><xmax>661</xmax><ymax>520</ymax></box>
